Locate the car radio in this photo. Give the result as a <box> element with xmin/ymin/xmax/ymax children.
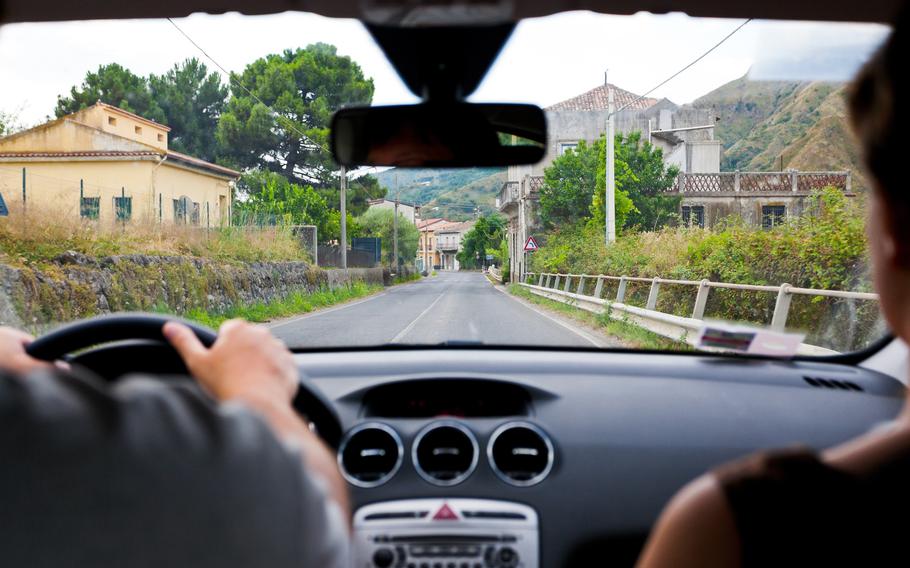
<box><xmin>352</xmin><ymin>498</ymin><xmax>538</xmax><ymax>568</ymax></box>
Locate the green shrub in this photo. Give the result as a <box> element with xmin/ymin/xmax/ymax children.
<box><xmin>529</xmin><ymin>188</ymin><xmax>880</xmax><ymax>351</ymax></box>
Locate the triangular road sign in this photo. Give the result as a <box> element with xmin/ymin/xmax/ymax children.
<box><xmin>523</xmin><ymin>236</ymin><xmax>539</xmax><ymax>252</ymax></box>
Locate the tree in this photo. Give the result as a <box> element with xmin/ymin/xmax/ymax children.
<box><xmin>589</xmin><ymin>139</ymin><xmax>637</xmax><ymax>230</ymax></box>
<box><xmin>457</xmin><ymin>215</ymin><xmax>506</xmax><ymax>269</ymax></box>
<box><xmin>539</xmin><ymin>140</ymin><xmax>601</xmax><ymax>228</ymax></box>
<box><xmin>55</xmin><ymin>63</ymin><xmax>165</xmax><ymax>123</ymax></box>
<box><xmin>357</xmin><ymin>208</ymin><xmax>418</xmax><ymax>267</ymax></box>
<box><xmin>607</xmin><ymin>131</ymin><xmax>680</xmax><ymax>231</ymax></box>
<box><xmin>216</xmin><ymin>44</ymin><xmax>374</xmax><ymax>187</ymax></box>
<box><xmin>149</xmin><ymin>58</ymin><xmax>228</xmax><ymax>161</ymax></box>
<box><xmin>315</xmin><ymin>173</ymin><xmax>387</xmax><ymax>218</ymax></box>
<box><xmin>234</xmin><ymin>170</ymin><xmax>330</xmax><ymax>236</ymax></box>
<box><xmin>540</xmin><ymin>138</ymin><xmax>635</xmax><ymax>231</ymax></box>
<box><xmin>540</xmin><ymin>132</ymin><xmax>679</xmax><ymax>234</ymax></box>
<box><xmin>0</xmin><ymin>108</ymin><xmax>23</xmax><ymax>137</ymax></box>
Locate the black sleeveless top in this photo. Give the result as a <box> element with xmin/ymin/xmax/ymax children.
<box><xmin>715</xmin><ymin>447</ymin><xmax>909</xmax><ymax>567</ymax></box>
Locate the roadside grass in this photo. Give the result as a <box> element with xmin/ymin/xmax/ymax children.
<box><xmin>431</xmin><ymin>270</ymin><xmax>438</xmax><ymax>276</ymax></box>
<box><xmin>174</xmin><ymin>282</ymin><xmax>383</xmax><ymax>328</ymax></box>
<box><xmin>0</xmin><ymin>202</ymin><xmax>308</xmax><ymax>266</ymax></box>
<box><xmin>507</xmin><ymin>284</ymin><xmax>690</xmax><ymax>351</ymax></box>
<box><xmin>394</xmin><ymin>272</ymin><xmax>422</xmax><ymax>285</ymax></box>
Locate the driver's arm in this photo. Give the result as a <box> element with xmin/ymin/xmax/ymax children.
<box><xmin>162</xmin><ymin>319</ymin><xmax>350</xmax><ymax>521</ymax></box>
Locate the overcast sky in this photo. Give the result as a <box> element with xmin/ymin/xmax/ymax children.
<box><xmin>0</xmin><ymin>11</ymin><xmax>890</xmax><ymax>127</ymax></box>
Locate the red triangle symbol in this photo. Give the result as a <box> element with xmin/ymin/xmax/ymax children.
<box><xmin>433</xmin><ymin>503</ymin><xmax>459</xmax><ymax>521</ymax></box>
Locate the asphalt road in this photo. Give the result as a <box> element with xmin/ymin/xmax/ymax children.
<box><xmin>269</xmin><ymin>271</ymin><xmax>604</xmax><ymax>348</ymax></box>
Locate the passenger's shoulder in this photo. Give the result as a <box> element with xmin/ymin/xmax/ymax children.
<box><xmin>636</xmin><ymin>474</ymin><xmax>740</xmax><ymax>568</ymax></box>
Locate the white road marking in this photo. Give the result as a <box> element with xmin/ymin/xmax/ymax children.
<box><xmin>491</xmin><ymin>283</ymin><xmax>605</xmax><ymax>347</ymax></box>
<box><xmin>390</xmin><ymin>291</ymin><xmax>447</xmax><ymax>343</ymax></box>
<box><xmin>266</xmin><ymin>292</ymin><xmax>388</xmax><ymax>329</ymax></box>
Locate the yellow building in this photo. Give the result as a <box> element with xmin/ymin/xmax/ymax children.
<box><xmin>0</xmin><ymin>102</ymin><xmax>239</xmax><ymax>225</ymax></box>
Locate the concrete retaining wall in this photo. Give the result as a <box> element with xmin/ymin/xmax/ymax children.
<box><xmin>0</xmin><ymin>252</ymin><xmax>384</xmax><ymax>329</ymax></box>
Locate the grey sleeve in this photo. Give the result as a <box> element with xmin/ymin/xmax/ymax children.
<box><xmin>282</xmin><ymin>438</ymin><xmax>351</xmax><ymax>568</ymax></box>
<box><xmin>1</xmin><ymin>369</ymin><xmax>349</xmax><ymax>568</ymax></box>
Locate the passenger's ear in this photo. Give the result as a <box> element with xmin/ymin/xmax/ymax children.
<box><xmin>870</xmin><ymin>189</ymin><xmax>910</xmax><ymax>269</ymax></box>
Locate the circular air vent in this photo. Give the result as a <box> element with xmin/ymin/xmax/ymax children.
<box><xmin>338</xmin><ymin>423</ymin><xmax>403</xmax><ymax>488</ymax></box>
<box><xmin>488</xmin><ymin>422</ymin><xmax>554</xmax><ymax>487</ymax></box>
<box><xmin>412</xmin><ymin>421</ymin><xmax>479</xmax><ymax>486</ymax></box>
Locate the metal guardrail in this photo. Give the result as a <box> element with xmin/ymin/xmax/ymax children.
<box><xmin>522</xmin><ymin>272</ymin><xmax>879</xmax><ymax>355</ymax></box>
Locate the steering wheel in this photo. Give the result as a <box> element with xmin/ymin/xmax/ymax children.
<box><xmin>25</xmin><ymin>313</ymin><xmax>343</xmax><ymax>448</ymax></box>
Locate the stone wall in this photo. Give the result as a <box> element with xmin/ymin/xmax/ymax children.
<box><xmin>0</xmin><ymin>252</ymin><xmax>384</xmax><ymax>329</ymax></box>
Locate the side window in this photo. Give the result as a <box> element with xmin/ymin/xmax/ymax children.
<box><xmin>559</xmin><ymin>142</ymin><xmax>578</xmax><ymax>155</ymax></box>
<box><xmin>80</xmin><ymin>196</ymin><xmax>100</xmax><ymax>220</ymax></box>
<box><xmin>174</xmin><ymin>196</ymin><xmax>192</xmax><ymax>224</ymax></box>
<box><xmin>682</xmin><ymin>205</ymin><xmax>705</xmax><ymax>228</ymax></box>
<box><xmin>114</xmin><ymin>196</ymin><xmax>132</xmax><ymax>222</ymax></box>
<box><xmin>762</xmin><ymin>205</ymin><xmax>786</xmax><ymax>229</ymax></box>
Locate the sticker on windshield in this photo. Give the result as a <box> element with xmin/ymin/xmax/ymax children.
<box><xmin>697</xmin><ymin>323</ymin><xmax>805</xmax><ymax>357</ymax></box>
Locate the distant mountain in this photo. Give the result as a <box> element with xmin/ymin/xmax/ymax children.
<box><xmin>689</xmin><ymin>75</ymin><xmax>866</xmax><ymax>189</ymax></box>
<box><xmin>375</xmin><ymin>167</ymin><xmax>506</xmax><ymax>221</ymax></box>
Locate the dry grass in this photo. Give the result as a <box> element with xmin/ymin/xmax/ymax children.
<box><xmin>0</xmin><ymin>202</ymin><xmax>309</xmax><ymax>266</ymax></box>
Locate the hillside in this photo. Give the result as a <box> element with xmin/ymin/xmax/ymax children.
<box><xmin>375</xmin><ymin>167</ymin><xmax>505</xmax><ymax>221</ymax></box>
<box><xmin>689</xmin><ymin>75</ymin><xmax>866</xmax><ymax>189</ymax></box>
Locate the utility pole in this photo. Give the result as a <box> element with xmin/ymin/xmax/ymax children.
<box><xmin>340</xmin><ymin>165</ymin><xmax>347</xmax><ymax>269</ymax></box>
<box><xmin>606</xmin><ymin>85</ymin><xmax>616</xmax><ymax>244</ymax></box>
<box><xmin>393</xmin><ymin>175</ymin><xmax>399</xmax><ymax>274</ymax></box>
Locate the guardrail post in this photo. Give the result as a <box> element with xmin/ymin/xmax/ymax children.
<box><xmin>845</xmin><ymin>171</ymin><xmax>852</xmax><ymax>193</ymax></box>
<box><xmin>734</xmin><ymin>170</ymin><xmax>741</xmax><ymax>192</ymax></box>
<box><xmin>576</xmin><ymin>276</ymin><xmax>586</xmax><ymax>296</ymax></box>
<box><xmin>563</xmin><ymin>275</ymin><xmax>573</xmax><ymax>293</ymax></box>
<box><xmin>771</xmin><ymin>283</ymin><xmax>793</xmax><ymax>331</ymax></box>
<box><xmin>553</xmin><ymin>275</ymin><xmax>561</xmax><ymax>290</ymax></box>
<box><xmin>647</xmin><ymin>277</ymin><xmax>661</xmax><ymax>310</ymax></box>
<box><xmin>593</xmin><ymin>276</ymin><xmax>604</xmax><ymax>298</ymax></box>
<box><xmin>692</xmin><ymin>279</ymin><xmax>710</xmax><ymax>319</ymax></box>
<box><xmin>538</xmin><ymin>273</ymin><xmax>544</xmax><ymax>286</ymax></box>
<box><xmin>791</xmin><ymin>170</ymin><xmax>799</xmax><ymax>192</ymax></box>
<box><xmin>616</xmin><ymin>276</ymin><xmax>628</xmax><ymax>303</ymax></box>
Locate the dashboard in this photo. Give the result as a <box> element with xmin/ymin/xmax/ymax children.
<box><xmin>295</xmin><ymin>347</ymin><xmax>906</xmax><ymax>567</ymax></box>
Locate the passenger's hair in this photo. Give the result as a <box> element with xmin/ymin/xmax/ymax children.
<box><xmin>848</xmin><ymin>6</ymin><xmax>910</xmax><ymax>237</ymax></box>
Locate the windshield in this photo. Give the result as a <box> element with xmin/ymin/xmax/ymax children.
<box><xmin>0</xmin><ymin>12</ymin><xmax>891</xmax><ymax>357</ymax></box>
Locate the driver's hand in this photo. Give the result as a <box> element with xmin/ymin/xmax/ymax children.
<box><xmin>163</xmin><ymin>319</ymin><xmax>298</xmax><ymax>404</ymax></box>
<box><xmin>0</xmin><ymin>327</ymin><xmax>55</xmax><ymax>375</ymax></box>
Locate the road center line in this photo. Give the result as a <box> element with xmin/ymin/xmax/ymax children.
<box><xmin>390</xmin><ymin>291</ymin><xmax>447</xmax><ymax>343</ymax></box>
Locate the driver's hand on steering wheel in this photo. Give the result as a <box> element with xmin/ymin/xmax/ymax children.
<box><xmin>0</xmin><ymin>327</ymin><xmax>64</xmax><ymax>375</ymax></box>
<box><xmin>162</xmin><ymin>319</ymin><xmax>299</xmax><ymax>405</ymax></box>
<box><xmin>162</xmin><ymin>319</ymin><xmax>350</xmax><ymax>518</ymax></box>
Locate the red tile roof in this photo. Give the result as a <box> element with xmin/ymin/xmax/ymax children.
<box><xmin>0</xmin><ymin>150</ymin><xmax>240</xmax><ymax>179</ymax></box>
<box><xmin>0</xmin><ymin>151</ymin><xmax>160</xmax><ymax>158</ymax></box>
<box><xmin>546</xmin><ymin>83</ymin><xmax>658</xmax><ymax>112</ymax></box>
<box><xmin>167</xmin><ymin>150</ymin><xmax>240</xmax><ymax>178</ymax></box>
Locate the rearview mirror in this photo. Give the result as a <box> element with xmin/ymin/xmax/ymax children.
<box><xmin>330</xmin><ymin>103</ymin><xmax>546</xmax><ymax>168</ymax></box>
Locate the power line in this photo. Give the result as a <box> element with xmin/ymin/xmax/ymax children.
<box><xmin>614</xmin><ymin>18</ymin><xmax>753</xmax><ymax>115</ymax></box>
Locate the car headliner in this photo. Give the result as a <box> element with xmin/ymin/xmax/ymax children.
<box><xmin>0</xmin><ymin>0</ymin><xmax>902</xmax><ymax>25</ymax></box>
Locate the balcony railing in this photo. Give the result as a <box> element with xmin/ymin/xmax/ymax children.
<box><xmin>498</xmin><ymin>181</ymin><xmax>519</xmax><ymax>210</ymax></box>
<box><xmin>668</xmin><ymin>171</ymin><xmax>852</xmax><ymax>195</ymax></box>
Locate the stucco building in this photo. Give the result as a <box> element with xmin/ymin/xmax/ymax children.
<box><xmin>434</xmin><ymin>220</ymin><xmax>475</xmax><ymax>271</ymax></box>
<box><xmin>416</xmin><ymin>217</ymin><xmax>446</xmax><ymax>272</ymax></box>
<box><xmin>501</xmin><ymin>81</ymin><xmax>721</xmax><ymax>282</ymax></box>
<box><xmin>0</xmin><ymin>102</ymin><xmax>239</xmax><ymax>225</ymax></box>
<box><xmin>367</xmin><ymin>198</ymin><xmax>420</xmax><ymax>223</ymax></box>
